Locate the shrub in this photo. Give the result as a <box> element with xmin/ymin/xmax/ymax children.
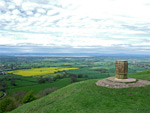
<box><xmin>39</xmin><ymin>87</ymin><xmax>58</xmax><ymax>97</ymax></box>
<box><xmin>12</xmin><ymin>91</ymin><xmax>26</xmax><ymax>104</ymax></box>
<box><xmin>84</xmin><ymin>75</ymin><xmax>88</xmax><ymax>80</ymax></box>
<box><xmin>10</xmin><ymin>79</ymin><xmax>16</xmax><ymax>86</ymax></box>
<box><xmin>78</xmin><ymin>74</ymin><xmax>83</xmax><ymax>78</ymax></box>
<box><xmin>48</xmin><ymin>77</ymin><xmax>53</xmax><ymax>82</ymax></box>
<box><xmin>62</xmin><ymin>73</ymin><xmax>67</xmax><ymax>78</ymax></box>
<box><xmin>70</xmin><ymin>74</ymin><xmax>77</xmax><ymax>83</ymax></box>
<box><xmin>53</xmin><ymin>77</ymin><xmax>57</xmax><ymax>81</ymax></box>
<box><xmin>22</xmin><ymin>91</ymin><xmax>36</xmax><ymax>104</ymax></box>
<box><xmin>38</xmin><ymin>76</ymin><xmax>46</xmax><ymax>84</ymax></box>
<box><xmin>0</xmin><ymin>97</ymin><xmax>16</xmax><ymax>113</ymax></box>
<box><xmin>56</xmin><ymin>74</ymin><xmax>61</xmax><ymax>79</ymax></box>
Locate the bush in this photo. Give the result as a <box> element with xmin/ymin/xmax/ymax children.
<box><xmin>38</xmin><ymin>76</ymin><xmax>46</xmax><ymax>84</ymax></box>
<box><xmin>62</xmin><ymin>73</ymin><xmax>68</xmax><ymax>78</ymax></box>
<box><xmin>53</xmin><ymin>77</ymin><xmax>57</xmax><ymax>81</ymax></box>
<box><xmin>39</xmin><ymin>87</ymin><xmax>58</xmax><ymax>97</ymax></box>
<box><xmin>70</xmin><ymin>74</ymin><xmax>77</xmax><ymax>83</ymax></box>
<box><xmin>56</xmin><ymin>74</ymin><xmax>61</xmax><ymax>79</ymax></box>
<box><xmin>84</xmin><ymin>75</ymin><xmax>88</xmax><ymax>80</ymax></box>
<box><xmin>78</xmin><ymin>74</ymin><xmax>83</xmax><ymax>78</ymax></box>
<box><xmin>12</xmin><ymin>91</ymin><xmax>26</xmax><ymax>104</ymax></box>
<box><xmin>22</xmin><ymin>91</ymin><xmax>36</xmax><ymax>104</ymax></box>
<box><xmin>44</xmin><ymin>77</ymin><xmax>53</xmax><ymax>83</ymax></box>
<box><xmin>48</xmin><ymin>78</ymin><xmax>53</xmax><ymax>82</ymax></box>
<box><xmin>0</xmin><ymin>97</ymin><xmax>16</xmax><ymax>113</ymax></box>
<box><xmin>10</xmin><ymin>79</ymin><xmax>16</xmax><ymax>86</ymax></box>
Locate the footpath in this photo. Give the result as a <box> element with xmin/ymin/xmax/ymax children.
<box><xmin>0</xmin><ymin>91</ymin><xmax>6</xmax><ymax>99</ymax></box>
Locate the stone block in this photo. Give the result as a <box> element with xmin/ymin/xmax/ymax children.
<box><xmin>115</xmin><ymin>61</ymin><xmax>128</xmax><ymax>79</ymax></box>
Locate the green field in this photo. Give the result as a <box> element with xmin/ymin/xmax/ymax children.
<box><xmin>7</xmin><ymin>78</ymin><xmax>83</xmax><ymax>94</ymax></box>
<box><xmin>10</xmin><ymin>70</ymin><xmax>150</xmax><ymax>113</ymax></box>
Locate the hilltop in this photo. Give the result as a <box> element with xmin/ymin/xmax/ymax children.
<box><xmin>10</xmin><ymin>70</ymin><xmax>150</xmax><ymax>113</ymax></box>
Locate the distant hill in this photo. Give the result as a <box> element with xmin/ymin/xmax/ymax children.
<box><xmin>10</xmin><ymin>70</ymin><xmax>150</xmax><ymax>113</ymax></box>
<box><xmin>1</xmin><ymin>53</ymin><xmax>150</xmax><ymax>57</ymax></box>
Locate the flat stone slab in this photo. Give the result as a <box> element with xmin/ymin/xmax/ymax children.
<box><xmin>96</xmin><ymin>77</ymin><xmax>150</xmax><ymax>88</ymax></box>
<box><xmin>107</xmin><ymin>77</ymin><xmax>136</xmax><ymax>83</ymax></box>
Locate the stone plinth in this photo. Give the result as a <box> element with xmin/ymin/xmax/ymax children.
<box><xmin>96</xmin><ymin>60</ymin><xmax>150</xmax><ymax>88</ymax></box>
<box><xmin>115</xmin><ymin>61</ymin><xmax>128</xmax><ymax>79</ymax></box>
<box><xmin>96</xmin><ymin>77</ymin><xmax>150</xmax><ymax>88</ymax></box>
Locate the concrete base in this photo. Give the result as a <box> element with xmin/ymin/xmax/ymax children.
<box><xmin>96</xmin><ymin>76</ymin><xmax>150</xmax><ymax>88</ymax></box>
<box><xmin>114</xmin><ymin>77</ymin><xmax>136</xmax><ymax>83</ymax></box>
<box><xmin>107</xmin><ymin>77</ymin><xmax>136</xmax><ymax>83</ymax></box>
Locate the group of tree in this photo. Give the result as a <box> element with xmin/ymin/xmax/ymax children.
<box><xmin>0</xmin><ymin>87</ymin><xmax>58</xmax><ymax>113</ymax></box>
<box><xmin>37</xmin><ymin>73</ymin><xmax>89</xmax><ymax>84</ymax></box>
<box><xmin>0</xmin><ymin>77</ymin><xmax>16</xmax><ymax>91</ymax></box>
<box><xmin>0</xmin><ymin>91</ymin><xmax>36</xmax><ymax>113</ymax></box>
<box><xmin>94</xmin><ymin>68</ymin><xmax>109</xmax><ymax>73</ymax></box>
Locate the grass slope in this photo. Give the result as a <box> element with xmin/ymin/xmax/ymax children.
<box><xmin>129</xmin><ymin>70</ymin><xmax>150</xmax><ymax>80</ymax></box>
<box><xmin>10</xmin><ymin>71</ymin><xmax>150</xmax><ymax>113</ymax></box>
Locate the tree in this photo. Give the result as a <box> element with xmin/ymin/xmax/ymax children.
<box><xmin>84</xmin><ymin>75</ymin><xmax>88</xmax><ymax>80</ymax></box>
<box><xmin>22</xmin><ymin>91</ymin><xmax>36</xmax><ymax>104</ymax></box>
<box><xmin>53</xmin><ymin>77</ymin><xmax>57</xmax><ymax>81</ymax></box>
<box><xmin>10</xmin><ymin>78</ymin><xmax>16</xmax><ymax>86</ymax></box>
<box><xmin>47</xmin><ymin>77</ymin><xmax>53</xmax><ymax>83</ymax></box>
<box><xmin>56</xmin><ymin>74</ymin><xmax>61</xmax><ymax>79</ymax></box>
<box><xmin>0</xmin><ymin>97</ymin><xmax>16</xmax><ymax>113</ymax></box>
<box><xmin>62</xmin><ymin>73</ymin><xmax>67</xmax><ymax>78</ymax></box>
<box><xmin>39</xmin><ymin>87</ymin><xmax>58</xmax><ymax>97</ymax></box>
<box><xmin>70</xmin><ymin>74</ymin><xmax>77</xmax><ymax>83</ymax></box>
<box><xmin>38</xmin><ymin>76</ymin><xmax>45</xmax><ymax>84</ymax></box>
<box><xmin>12</xmin><ymin>91</ymin><xmax>26</xmax><ymax>104</ymax></box>
<box><xmin>2</xmin><ymin>82</ymin><xmax>8</xmax><ymax>91</ymax></box>
<box><xmin>78</xmin><ymin>74</ymin><xmax>83</xmax><ymax>78</ymax></box>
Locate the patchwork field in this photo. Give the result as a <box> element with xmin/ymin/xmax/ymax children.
<box><xmin>1</xmin><ymin>56</ymin><xmax>150</xmax><ymax>112</ymax></box>
<box><xmin>7</xmin><ymin>67</ymin><xmax>78</xmax><ymax>77</ymax></box>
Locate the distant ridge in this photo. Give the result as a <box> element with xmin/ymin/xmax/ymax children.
<box><xmin>0</xmin><ymin>53</ymin><xmax>150</xmax><ymax>57</ymax></box>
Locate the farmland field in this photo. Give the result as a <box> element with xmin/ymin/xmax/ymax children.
<box><xmin>7</xmin><ymin>67</ymin><xmax>78</xmax><ymax>77</ymax></box>
<box><xmin>0</xmin><ymin>55</ymin><xmax>150</xmax><ymax>96</ymax></box>
<box><xmin>1</xmin><ymin>55</ymin><xmax>150</xmax><ymax>112</ymax></box>
<box><xmin>7</xmin><ymin>78</ymin><xmax>84</xmax><ymax>94</ymax></box>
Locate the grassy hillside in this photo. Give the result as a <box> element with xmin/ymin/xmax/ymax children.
<box><xmin>129</xmin><ymin>70</ymin><xmax>150</xmax><ymax>80</ymax></box>
<box><xmin>10</xmin><ymin>71</ymin><xmax>150</xmax><ymax>113</ymax></box>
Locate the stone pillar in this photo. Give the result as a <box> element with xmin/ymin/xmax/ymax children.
<box><xmin>115</xmin><ymin>61</ymin><xmax>128</xmax><ymax>79</ymax></box>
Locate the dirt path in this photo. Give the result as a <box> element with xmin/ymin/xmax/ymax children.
<box><xmin>0</xmin><ymin>91</ymin><xmax>6</xmax><ymax>99</ymax></box>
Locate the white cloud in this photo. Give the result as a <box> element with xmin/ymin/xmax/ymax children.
<box><xmin>0</xmin><ymin>0</ymin><xmax>150</xmax><ymax>54</ymax></box>
<box><xmin>37</xmin><ymin>8</ymin><xmax>46</xmax><ymax>14</ymax></box>
<box><xmin>12</xmin><ymin>0</ymin><xmax>23</xmax><ymax>6</ymax></box>
<box><xmin>26</xmin><ymin>11</ymin><xmax>33</xmax><ymax>15</ymax></box>
<box><xmin>12</xmin><ymin>9</ymin><xmax>20</xmax><ymax>15</ymax></box>
<box><xmin>8</xmin><ymin>4</ymin><xmax>16</xmax><ymax>10</ymax></box>
<box><xmin>22</xmin><ymin>2</ymin><xmax>37</xmax><ymax>11</ymax></box>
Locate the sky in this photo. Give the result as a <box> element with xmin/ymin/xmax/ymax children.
<box><xmin>0</xmin><ymin>0</ymin><xmax>150</xmax><ymax>54</ymax></box>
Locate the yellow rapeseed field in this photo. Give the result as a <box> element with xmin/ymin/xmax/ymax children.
<box><xmin>7</xmin><ymin>67</ymin><xmax>78</xmax><ymax>77</ymax></box>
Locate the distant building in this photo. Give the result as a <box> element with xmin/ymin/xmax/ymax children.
<box><xmin>0</xmin><ymin>71</ymin><xmax>7</xmax><ymax>75</ymax></box>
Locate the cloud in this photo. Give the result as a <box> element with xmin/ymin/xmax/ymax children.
<box><xmin>0</xmin><ymin>0</ymin><xmax>150</xmax><ymax>54</ymax></box>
